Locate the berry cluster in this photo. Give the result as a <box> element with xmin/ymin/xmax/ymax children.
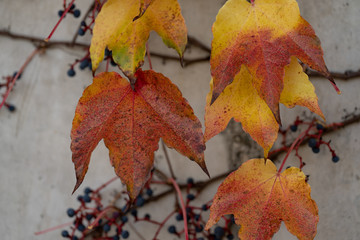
<box><xmin>58</xmin><ymin>3</ymin><xmax>81</xmax><ymax>19</ymax></box>
<box><xmin>60</xmin><ymin>185</ymin><xmax>132</xmax><ymax>240</ymax></box>
<box><xmin>273</xmin><ymin>117</ymin><xmax>340</xmax><ymax>168</ymax></box>
<box><xmin>0</xmin><ymin>71</ymin><xmax>21</xmax><ymax>112</ymax></box>
<box><xmin>165</xmin><ymin>178</ymin><xmax>234</xmax><ymax>240</ymax></box>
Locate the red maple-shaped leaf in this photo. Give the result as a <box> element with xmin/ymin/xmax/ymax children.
<box><xmin>71</xmin><ymin>70</ymin><xmax>208</xmax><ymax>199</ymax></box>
<box><xmin>210</xmin><ymin>0</ymin><xmax>338</xmax><ymax>121</ymax></box>
<box><xmin>206</xmin><ymin>159</ymin><xmax>319</xmax><ymax>240</ymax></box>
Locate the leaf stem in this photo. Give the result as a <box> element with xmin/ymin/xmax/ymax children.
<box><xmin>169</xmin><ymin>178</ymin><xmax>189</xmax><ymax>240</ymax></box>
<box><xmin>278</xmin><ymin>121</ymin><xmax>315</xmax><ymax>173</ymax></box>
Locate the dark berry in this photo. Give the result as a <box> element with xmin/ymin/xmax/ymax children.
<box><xmin>83</xmin><ymin>194</ymin><xmax>91</xmax><ymax>203</ymax></box>
<box><xmin>61</xmin><ymin>230</ymin><xmax>69</xmax><ymax>237</ymax></box>
<box><xmin>312</xmin><ymin>147</ymin><xmax>320</xmax><ymax>154</ymax></box>
<box><xmin>197</xmin><ymin>238</ymin><xmax>205</xmax><ymax>240</ymax></box>
<box><xmin>84</xmin><ymin>187</ymin><xmax>92</xmax><ymax>194</ymax></box>
<box><xmin>85</xmin><ymin>214</ymin><xmax>94</xmax><ymax>221</ymax></box>
<box><xmin>77</xmin><ymin>224</ymin><xmax>86</xmax><ymax>232</ymax></box>
<box><xmin>130</xmin><ymin>209</ymin><xmax>137</xmax><ymax>218</ymax></box>
<box><xmin>112</xmin><ymin>236</ymin><xmax>120</xmax><ymax>240</ymax></box>
<box><xmin>186</xmin><ymin>207</ymin><xmax>192</xmax><ymax>213</ymax></box>
<box><xmin>58</xmin><ymin>10</ymin><xmax>64</xmax><ymax>17</ymax></box>
<box><xmin>72</xmin><ymin>236</ymin><xmax>79</xmax><ymax>240</ymax></box>
<box><xmin>121</xmin><ymin>215</ymin><xmax>128</xmax><ymax>223</ymax></box>
<box><xmin>168</xmin><ymin>225</ymin><xmax>177</xmax><ymax>234</ymax></box>
<box><xmin>67</xmin><ymin>68</ymin><xmax>76</xmax><ymax>77</ymax></box>
<box><xmin>73</xmin><ymin>9</ymin><xmax>81</xmax><ymax>18</ymax></box>
<box><xmin>332</xmin><ymin>155</ymin><xmax>340</xmax><ymax>163</ymax></box>
<box><xmin>121</xmin><ymin>230</ymin><xmax>129</xmax><ymax>239</ymax></box>
<box><xmin>146</xmin><ymin>188</ymin><xmax>153</xmax><ymax>197</ymax></box>
<box><xmin>227</xmin><ymin>234</ymin><xmax>234</xmax><ymax>240</ymax></box>
<box><xmin>7</xmin><ymin>104</ymin><xmax>16</xmax><ymax>112</ymax></box>
<box><xmin>81</xmin><ymin>21</ymin><xmax>86</xmax><ymax>26</ymax></box>
<box><xmin>103</xmin><ymin>224</ymin><xmax>111</xmax><ymax>233</ymax></box>
<box><xmin>13</xmin><ymin>71</ymin><xmax>21</xmax><ymax>80</ymax></box>
<box><xmin>187</xmin><ymin>193</ymin><xmax>195</xmax><ymax>201</ymax></box>
<box><xmin>187</xmin><ymin>178</ymin><xmax>194</xmax><ymax>185</ymax></box>
<box><xmin>144</xmin><ymin>213</ymin><xmax>151</xmax><ymax>220</ymax></box>
<box><xmin>78</xmin><ymin>28</ymin><xmax>85</xmax><ymax>36</ymax></box>
<box><xmin>194</xmin><ymin>214</ymin><xmax>200</xmax><ymax>221</ymax></box>
<box><xmin>316</xmin><ymin>123</ymin><xmax>324</xmax><ymax>130</ymax></box>
<box><xmin>175</xmin><ymin>213</ymin><xmax>183</xmax><ymax>221</ymax></box>
<box><xmin>77</xmin><ymin>195</ymin><xmax>83</xmax><ymax>202</ymax></box>
<box><xmin>195</xmin><ymin>224</ymin><xmax>203</xmax><ymax>232</ymax></box>
<box><xmin>70</xmin><ymin>4</ymin><xmax>76</xmax><ymax>10</ymax></box>
<box><xmin>136</xmin><ymin>196</ymin><xmax>145</xmax><ymax>207</ymax></box>
<box><xmin>201</xmin><ymin>204</ymin><xmax>208</xmax><ymax>211</ymax></box>
<box><xmin>290</xmin><ymin>125</ymin><xmax>298</xmax><ymax>132</ymax></box>
<box><xmin>105</xmin><ymin>48</ymin><xmax>111</xmax><ymax>57</ymax></box>
<box><xmin>214</xmin><ymin>226</ymin><xmax>225</xmax><ymax>239</ymax></box>
<box><xmin>110</xmin><ymin>59</ymin><xmax>117</xmax><ymax>67</ymax></box>
<box><xmin>308</xmin><ymin>138</ymin><xmax>317</xmax><ymax>148</ymax></box>
<box><xmin>67</xmin><ymin>208</ymin><xmax>76</xmax><ymax>217</ymax></box>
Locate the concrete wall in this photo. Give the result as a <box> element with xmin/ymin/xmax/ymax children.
<box><xmin>0</xmin><ymin>0</ymin><xmax>359</xmax><ymax>239</ymax></box>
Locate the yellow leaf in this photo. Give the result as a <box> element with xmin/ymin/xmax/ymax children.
<box><xmin>205</xmin><ymin>57</ymin><xmax>324</xmax><ymax>156</ymax></box>
<box><xmin>90</xmin><ymin>0</ymin><xmax>187</xmax><ymax>76</ymax></box>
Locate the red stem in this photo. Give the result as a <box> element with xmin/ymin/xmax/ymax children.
<box><xmin>34</xmin><ymin>221</ymin><xmax>72</xmax><ymax>235</ymax></box>
<box><xmin>0</xmin><ymin>48</ymin><xmax>40</xmax><ymax>110</ymax></box>
<box><xmin>169</xmin><ymin>178</ymin><xmax>189</xmax><ymax>240</ymax></box>
<box><xmin>278</xmin><ymin>131</ymin><xmax>307</xmax><ymax>173</ymax></box>
<box><xmin>146</xmin><ymin>42</ymin><xmax>153</xmax><ymax>70</ymax></box>
<box><xmin>45</xmin><ymin>0</ymin><xmax>76</xmax><ymax>41</ymax></box>
<box><xmin>152</xmin><ymin>211</ymin><xmax>176</xmax><ymax>239</ymax></box>
<box><xmin>94</xmin><ymin>176</ymin><xmax>118</xmax><ymax>193</ymax></box>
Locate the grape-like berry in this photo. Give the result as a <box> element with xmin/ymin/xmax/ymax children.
<box><xmin>168</xmin><ymin>225</ymin><xmax>177</xmax><ymax>234</ymax></box>
<box><xmin>214</xmin><ymin>226</ymin><xmax>225</xmax><ymax>239</ymax></box>
<box><xmin>121</xmin><ymin>230</ymin><xmax>130</xmax><ymax>239</ymax></box>
<box><xmin>187</xmin><ymin>193</ymin><xmax>195</xmax><ymax>201</ymax></box>
<box><xmin>312</xmin><ymin>147</ymin><xmax>320</xmax><ymax>154</ymax></box>
<box><xmin>67</xmin><ymin>208</ymin><xmax>76</xmax><ymax>217</ymax></box>
<box><xmin>308</xmin><ymin>138</ymin><xmax>317</xmax><ymax>148</ymax></box>
<box><xmin>290</xmin><ymin>125</ymin><xmax>298</xmax><ymax>132</ymax></box>
<box><xmin>332</xmin><ymin>155</ymin><xmax>340</xmax><ymax>163</ymax></box>
<box><xmin>61</xmin><ymin>230</ymin><xmax>69</xmax><ymax>237</ymax></box>
<box><xmin>103</xmin><ymin>224</ymin><xmax>111</xmax><ymax>233</ymax></box>
<box><xmin>73</xmin><ymin>9</ymin><xmax>81</xmax><ymax>18</ymax></box>
<box><xmin>316</xmin><ymin>123</ymin><xmax>324</xmax><ymax>130</ymax></box>
<box><xmin>67</xmin><ymin>68</ymin><xmax>76</xmax><ymax>77</ymax></box>
<box><xmin>78</xmin><ymin>28</ymin><xmax>85</xmax><ymax>36</ymax></box>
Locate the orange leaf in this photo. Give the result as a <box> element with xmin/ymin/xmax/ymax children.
<box><xmin>205</xmin><ymin>57</ymin><xmax>324</xmax><ymax>156</ymax></box>
<box><xmin>90</xmin><ymin>0</ymin><xmax>187</xmax><ymax>76</ymax></box>
<box><xmin>205</xmin><ymin>159</ymin><xmax>319</xmax><ymax>240</ymax></box>
<box><xmin>210</xmin><ymin>0</ymin><xmax>334</xmax><ymax>121</ymax></box>
<box><xmin>71</xmin><ymin>70</ymin><xmax>207</xmax><ymax>199</ymax></box>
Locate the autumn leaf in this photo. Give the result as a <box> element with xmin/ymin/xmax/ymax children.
<box><xmin>210</xmin><ymin>0</ymin><xmax>338</xmax><ymax>122</ymax></box>
<box><xmin>205</xmin><ymin>57</ymin><xmax>323</xmax><ymax>156</ymax></box>
<box><xmin>71</xmin><ymin>70</ymin><xmax>207</xmax><ymax>199</ymax></box>
<box><xmin>90</xmin><ymin>0</ymin><xmax>187</xmax><ymax>77</ymax></box>
<box><xmin>133</xmin><ymin>0</ymin><xmax>153</xmax><ymax>21</ymax></box>
<box><xmin>205</xmin><ymin>158</ymin><xmax>319</xmax><ymax>240</ymax></box>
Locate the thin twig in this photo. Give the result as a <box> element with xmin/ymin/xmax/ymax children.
<box><xmin>169</xmin><ymin>178</ymin><xmax>189</xmax><ymax>240</ymax></box>
<box><xmin>71</xmin><ymin>2</ymin><xmax>96</xmax><ymax>45</ymax></box>
<box><xmin>0</xmin><ymin>48</ymin><xmax>41</xmax><ymax>110</ymax></box>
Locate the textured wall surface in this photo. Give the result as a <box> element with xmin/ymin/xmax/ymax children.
<box><xmin>0</xmin><ymin>0</ymin><xmax>359</xmax><ymax>239</ymax></box>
